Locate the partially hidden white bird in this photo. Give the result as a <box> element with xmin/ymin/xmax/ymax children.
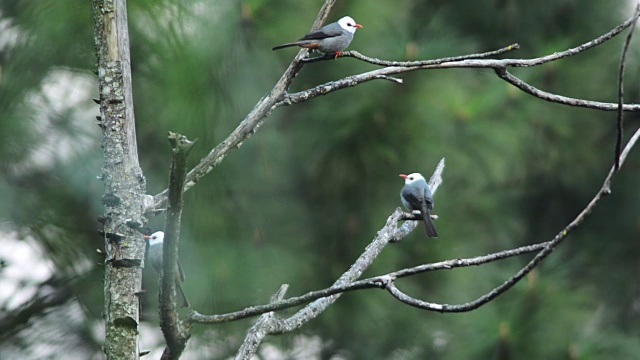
<box><xmin>144</xmin><ymin>231</ymin><xmax>190</xmax><ymax>308</ymax></box>
<box><xmin>272</xmin><ymin>16</ymin><xmax>362</xmax><ymax>56</ymax></box>
<box><xmin>400</xmin><ymin>173</ymin><xmax>438</xmax><ymax>238</ymax></box>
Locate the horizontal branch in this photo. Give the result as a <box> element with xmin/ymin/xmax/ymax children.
<box><xmin>278</xmin><ymin>11</ymin><xmax>640</xmax><ymax>111</ymax></box>
<box><xmin>186</xmin><ymin>238</ymin><xmax>549</xmax><ymax>324</ymax></box>
<box><xmin>495</xmin><ymin>68</ymin><xmax>640</xmax><ymax>111</ymax></box>
<box><xmin>303</xmin><ymin>43</ymin><xmax>520</xmax><ymax>66</ymax></box>
<box><xmin>338</xmin><ymin>12</ymin><xmax>635</xmax><ymax>68</ymax></box>
<box><xmin>188</xmin><ymin>272</ymin><xmax>377</xmax><ymax>325</ymax></box>
<box><xmin>150</xmin><ymin>11</ymin><xmax>640</xmax><ymax>214</ymax></box>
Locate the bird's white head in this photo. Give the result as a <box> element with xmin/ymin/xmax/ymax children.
<box><xmin>144</xmin><ymin>231</ymin><xmax>164</xmax><ymax>246</ymax></box>
<box><xmin>399</xmin><ymin>173</ymin><xmax>425</xmax><ymax>185</ymax></box>
<box><xmin>337</xmin><ymin>16</ymin><xmax>362</xmax><ymax>34</ymax></box>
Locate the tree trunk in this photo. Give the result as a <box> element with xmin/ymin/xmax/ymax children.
<box><xmin>92</xmin><ymin>0</ymin><xmax>147</xmax><ymax>358</ymax></box>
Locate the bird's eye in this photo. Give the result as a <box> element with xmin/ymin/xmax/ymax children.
<box><xmin>409</xmin><ymin>177</ymin><xmax>414</xmax><ymax>180</ymax></box>
<box><xmin>348</xmin><ymin>23</ymin><xmax>353</xmax><ymax>26</ymax></box>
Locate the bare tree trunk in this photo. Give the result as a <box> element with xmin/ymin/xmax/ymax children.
<box><xmin>92</xmin><ymin>0</ymin><xmax>147</xmax><ymax>358</ymax></box>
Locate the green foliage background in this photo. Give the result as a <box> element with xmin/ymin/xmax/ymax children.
<box><xmin>1</xmin><ymin>0</ymin><xmax>639</xmax><ymax>358</ymax></box>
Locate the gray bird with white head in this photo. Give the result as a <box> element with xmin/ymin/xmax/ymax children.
<box><xmin>272</xmin><ymin>16</ymin><xmax>362</xmax><ymax>55</ymax></box>
<box><xmin>144</xmin><ymin>231</ymin><xmax>190</xmax><ymax>308</ymax></box>
<box><xmin>400</xmin><ymin>173</ymin><xmax>438</xmax><ymax>238</ymax></box>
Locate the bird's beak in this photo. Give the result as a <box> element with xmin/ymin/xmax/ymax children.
<box><xmin>399</xmin><ymin>174</ymin><xmax>408</xmax><ymax>179</ymax></box>
<box><xmin>354</xmin><ymin>23</ymin><xmax>363</xmax><ymax>28</ymax></box>
<box><xmin>143</xmin><ymin>235</ymin><xmax>151</xmax><ymax>239</ymax></box>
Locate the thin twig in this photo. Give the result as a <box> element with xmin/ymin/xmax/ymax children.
<box><xmin>616</xmin><ymin>3</ymin><xmax>640</xmax><ymax>170</ymax></box>
<box><xmin>494</xmin><ymin>68</ymin><xmax>640</xmax><ymax>111</ymax></box>
<box><xmin>373</xmin><ymin>75</ymin><xmax>403</xmax><ymax>84</ymax></box>
<box><xmin>302</xmin><ymin>43</ymin><xmax>520</xmax><ymax>65</ymax></box>
<box><xmin>344</xmin><ymin>44</ymin><xmax>520</xmax><ymax>66</ymax></box>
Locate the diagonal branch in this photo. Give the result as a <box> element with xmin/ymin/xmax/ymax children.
<box><xmin>188</xmin><ymin>159</ymin><xmax>444</xmax><ymax>328</ymax></box>
<box><xmin>265</xmin><ymin>159</ymin><xmax>444</xmax><ymax>335</ymax></box>
<box><xmin>151</xmin><ymin>1</ymin><xmax>337</xmax><ymax>211</ymax></box>
<box><xmin>494</xmin><ymin>68</ymin><xmax>640</xmax><ymax>111</ymax></box>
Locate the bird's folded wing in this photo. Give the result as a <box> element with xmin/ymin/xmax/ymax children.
<box><xmin>299</xmin><ymin>29</ymin><xmax>342</xmax><ymax>41</ymax></box>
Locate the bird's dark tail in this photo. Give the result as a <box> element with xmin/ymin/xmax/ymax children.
<box><xmin>421</xmin><ymin>208</ymin><xmax>438</xmax><ymax>238</ymax></box>
<box><xmin>272</xmin><ymin>42</ymin><xmax>299</xmax><ymax>50</ymax></box>
<box><xmin>176</xmin><ymin>283</ymin><xmax>190</xmax><ymax>308</ymax></box>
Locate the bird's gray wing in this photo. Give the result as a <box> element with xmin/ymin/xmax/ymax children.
<box><xmin>299</xmin><ymin>23</ymin><xmax>343</xmax><ymax>41</ymax></box>
<box><xmin>401</xmin><ymin>185</ymin><xmax>423</xmax><ymax>211</ymax></box>
<box><xmin>147</xmin><ymin>244</ymin><xmax>163</xmax><ymax>273</ymax></box>
<box><xmin>421</xmin><ymin>180</ymin><xmax>434</xmax><ymax>210</ymax></box>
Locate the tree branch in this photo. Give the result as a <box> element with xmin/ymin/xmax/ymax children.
<box><xmin>234</xmin><ymin>285</ymin><xmax>289</xmax><ymax>360</ymax></box>
<box><xmin>615</xmin><ymin>3</ymin><xmax>640</xmax><ymax>169</ymax></box>
<box><xmin>188</xmin><ymin>160</ymin><xmax>443</xmax><ymax>330</ymax></box>
<box><xmin>279</xmin><ymin>11</ymin><xmax>640</xmax><ymax>109</ymax></box>
<box><xmin>494</xmin><ymin>68</ymin><xmax>640</xmax><ymax>111</ymax></box>
<box><xmin>150</xmin><ymin>9</ymin><xmax>640</xmax><ymax>215</ymax></box>
<box><xmin>306</xmin><ymin>43</ymin><xmax>521</xmax><ymax>66</ymax></box>
<box><xmin>381</xmin><ymin>124</ymin><xmax>640</xmax><ymax>313</ymax></box>
<box><xmin>186</xmin><ymin>238</ymin><xmax>546</xmax><ymax>325</ymax></box>
<box><xmin>151</xmin><ymin>0</ymin><xmax>338</xmax><ymax>211</ymax></box>
<box><xmin>159</xmin><ymin>132</ymin><xmax>196</xmax><ymax>360</ymax></box>
<box><xmin>186</xmin><ymin>208</ymin><xmax>406</xmax><ymax>327</ymax></box>
<box><xmin>262</xmin><ymin>159</ymin><xmax>444</xmax><ymax>337</ymax></box>
<box><xmin>331</xmin><ymin>10</ymin><xmax>637</xmax><ymax>68</ymax></box>
<box><xmin>185</xmin><ymin>118</ymin><xmax>640</xmax><ymax>321</ymax></box>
